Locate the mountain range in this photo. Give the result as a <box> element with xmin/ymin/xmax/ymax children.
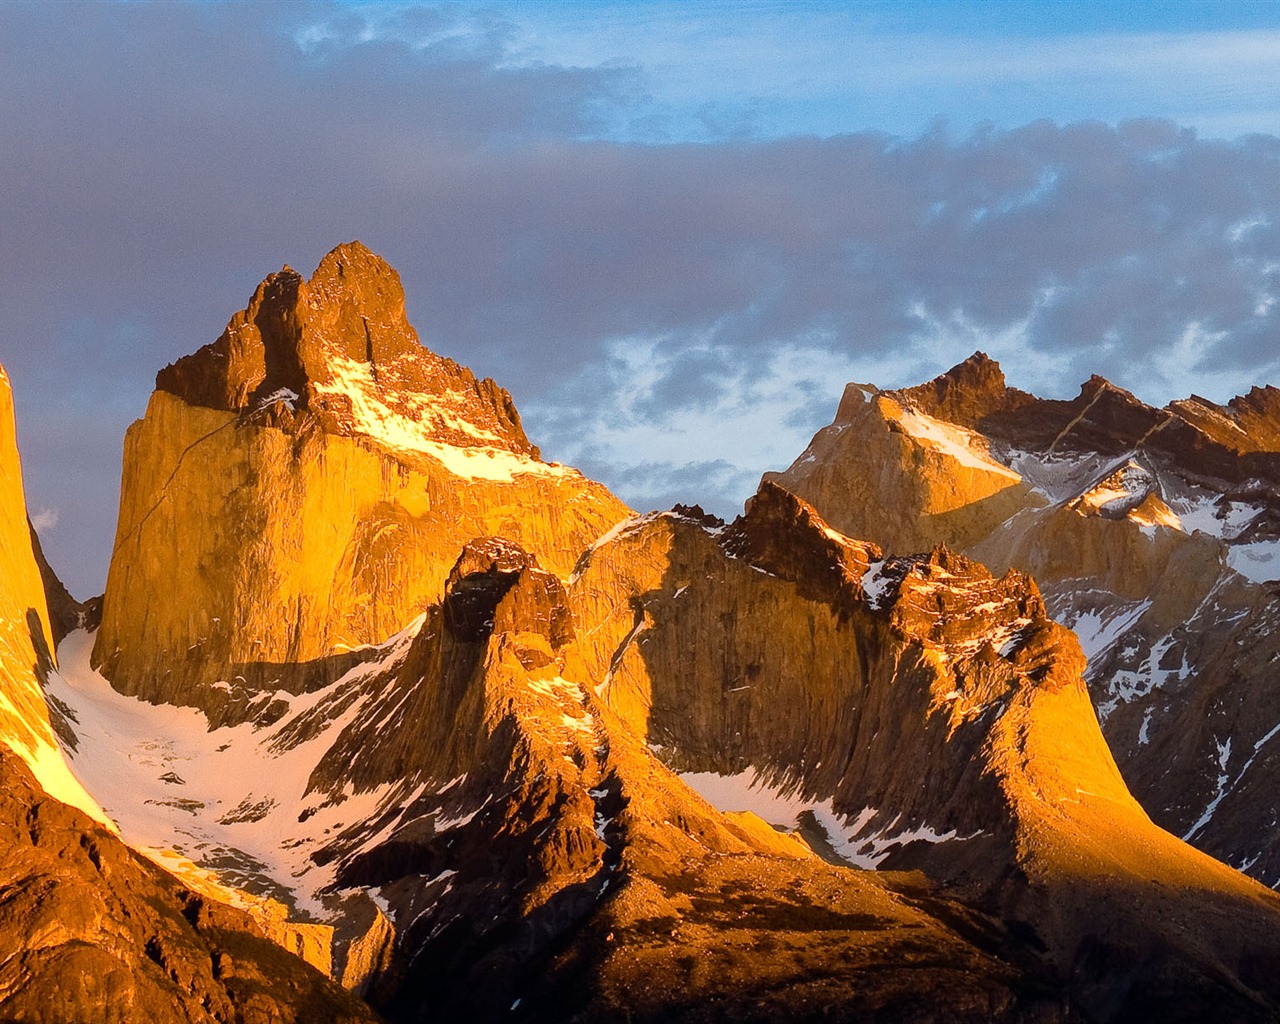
<box><xmin>3</xmin><ymin>242</ymin><xmax>1280</xmax><ymax>1022</ymax></box>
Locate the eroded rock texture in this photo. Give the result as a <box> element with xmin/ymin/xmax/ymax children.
<box><xmin>0</xmin><ymin>747</ymin><xmax>379</xmax><ymax>1024</ymax></box>
<box><xmin>17</xmin><ymin>252</ymin><xmax>1280</xmax><ymax>1024</ymax></box>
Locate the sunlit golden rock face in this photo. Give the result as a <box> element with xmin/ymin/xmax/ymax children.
<box><xmin>763</xmin><ymin>379</ymin><xmax>1041</xmax><ymax>556</ymax></box>
<box><xmin>16</xmin><ymin>260</ymin><xmax>1280</xmax><ymax>1021</ymax></box>
<box><xmin>92</xmin><ymin>244</ymin><xmax>630</xmax><ymax>721</ymax></box>
<box><xmin>0</xmin><ymin>365</ymin><xmax>106</xmax><ymax>822</ymax></box>
<box><xmin>0</xmin><ymin>367</ymin><xmax>59</xmax><ymax>736</ymax></box>
<box><xmin>311</xmin><ymin>533</ymin><xmax>1059</xmax><ymax>1022</ymax></box>
<box><xmin>766</xmin><ymin>351</ymin><xmax>1280</xmax><ymax>889</ymax></box>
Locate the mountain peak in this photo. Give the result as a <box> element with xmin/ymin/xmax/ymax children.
<box><xmin>154</xmin><ymin>242</ymin><xmax>537</xmax><ymax>458</ymax></box>
<box><xmin>894</xmin><ymin>350</ymin><xmax>1030</xmax><ymax>429</ymax></box>
<box><xmin>157</xmin><ymin>242</ymin><xmax>418</xmax><ymax>411</ymax></box>
<box><xmin>305</xmin><ymin>240</ymin><xmax>419</xmax><ymax>366</ymax></box>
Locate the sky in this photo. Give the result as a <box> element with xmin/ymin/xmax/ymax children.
<box><xmin>6</xmin><ymin>1</ymin><xmax>1280</xmax><ymax>596</ymax></box>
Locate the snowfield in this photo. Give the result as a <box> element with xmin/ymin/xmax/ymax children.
<box><xmin>47</xmin><ymin>625</ymin><xmax>428</xmax><ymax>917</ymax></box>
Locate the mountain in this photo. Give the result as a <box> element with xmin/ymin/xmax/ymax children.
<box><xmin>766</xmin><ymin>352</ymin><xmax>1280</xmax><ymax>886</ymax></box>
<box><xmin>10</xmin><ymin>248</ymin><xmax>1280</xmax><ymax>1022</ymax></box>
<box><xmin>568</xmin><ymin>483</ymin><xmax>1280</xmax><ymax>1021</ymax></box>
<box><xmin>92</xmin><ymin>242</ymin><xmax>629</xmax><ymax>724</ymax></box>
<box><xmin>50</xmin><ymin>471</ymin><xmax>1280</xmax><ymax>1019</ymax></box>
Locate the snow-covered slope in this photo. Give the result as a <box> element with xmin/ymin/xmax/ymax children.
<box><xmin>21</xmin><ymin>253</ymin><xmax>1280</xmax><ymax>1022</ymax></box>
<box><xmin>51</xmin><ymin>626</ymin><xmax>423</xmax><ymax>917</ymax></box>
<box><xmin>50</xmin><ymin>479</ymin><xmax>1280</xmax><ymax>1022</ymax></box>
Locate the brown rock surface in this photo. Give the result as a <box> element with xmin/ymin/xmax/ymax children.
<box><xmin>306</xmin><ymin>536</ymin><xmax>1064</xmax><ymax>1023</ymax></box>
<box><xmin>93</xmin><ymin>243</ymin><xmax>629</xmax><ymax>721</ymax></box>
<box><xmin>25</xmin><ymin>290</ymin><xmax>1280</xmax><ymax>1024</ymax></box>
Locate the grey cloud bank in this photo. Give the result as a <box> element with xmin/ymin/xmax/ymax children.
<box><xmin>4</xmin><ymin>2</ymin><xmax>1280</xmax><ymax>596</ymax></box>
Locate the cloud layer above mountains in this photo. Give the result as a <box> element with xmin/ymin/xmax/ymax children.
<box><xmin>5</xmin><ymin>1</ymin><xmax>1280</xmax><ymax>594</ymax></box>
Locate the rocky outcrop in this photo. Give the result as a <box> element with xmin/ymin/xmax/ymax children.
<box><xmin>312</xmin><ymin>534</ymin><xmax>1066</xmax><ymax>1023</ymax></box>
<box><xmin>566</xmin><ymin>483</ymin><xmax>1280</xmax><ymax>1021</ymax></box>
<box><xmin>94</xmin><ymin>243</ymin><xmax>629</xmax><ymax>722</ymax></box>
<box><xmin>768</xmin><ymin>376</ymin><xmax>1042</xmax><ymax>556</ymax></box>
<box><xmin>767</xmin><ymin>351</ymin><xmax>1280</xmax><ymax>888</ymax></box>
<box><xmin>154</xmin><ymin>243</ymin><xmax>536</xmax><ymax>459</ymax></box>
<box><xmin>31</xmin><ymin>260</ymin><xmax>1280</xmax><ymax>1023</ymax></box>
<box><xmin>55</xmin><ymin>530</ymin><xmax>1058</xmax><ymax>1021</ymax></box>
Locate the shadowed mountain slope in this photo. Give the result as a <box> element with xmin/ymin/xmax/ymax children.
<box><xmin>13</xmin><ymin>253</ymin><xmax>1280</xmax><ymax>1023</ymax></box>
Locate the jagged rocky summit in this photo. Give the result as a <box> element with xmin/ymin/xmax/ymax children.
<box><xmin>92</xmin><ymin>241</ymin><xmax>629</xmax><ymax>723</ymax></box>
<box><xmin>767</xmin><ymin>351</ymin><xmax>1280</xmax><ymax>886</ymax></box>
<box><xmin>5</xmin><ymin>246</ymin><xmax>1280</xmax><ymax>1023</ymax></box>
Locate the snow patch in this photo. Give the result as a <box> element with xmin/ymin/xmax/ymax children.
<box><xmin>808</xmin><ymin>805</ymin><xmax>966</xmax><ymax>869</ymax></box>
<box><xmin>313</xmin><ymin>355</ymin><xmax>571</xmax><ymax>482</ymax></box>
<box><xmin>1228</xmin><ymin>538</ymin><xmax>1280</xmax><ymax>583</ymax></box>
<box><xmin>47</xmin><ymin>624</ymin><xmax>425</xmax><ymax>916</ymax></box>
<box><xmin>859</xmin><ymin>560</ymin><xmax>894</xmax><ymax>608</ymax></box>
<box><xmin>895</xmin><ymin>406</ymin><xmax>1021</xmax><ymax>480</ymax></box>
<box><xmin>1068</xmin><ymin>600</ymin><xmax>1151</xmax><ymax>661</ymax></box>
<box><xmin>679</xmin><ymin>768</ymin><xmax>967</xmax><ymax>868</ymax></box>
<box><xmin>253</xmin><ymin>387</ymin><xmax>299</xmax><ymax>412</ymax></box>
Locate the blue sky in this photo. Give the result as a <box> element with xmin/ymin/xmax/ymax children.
<box><xmin>298</xmin><ymin>0</ymin><xmax>1280</xmax><ymax>141</ymax></box>
<box><xmin>6</xmin><ymin>0</ymin><xmax>1280</xmax><ymax>594</ymax></box>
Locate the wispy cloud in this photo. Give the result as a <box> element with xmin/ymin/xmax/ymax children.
<box><xmin>30</xmin><ymin>509</ymin><xmax>59</xmax><ymax>534</ymax></box>
<box><xmin>310</xmin><ymin>4</ymin><xmax>1280</xmax><ymax>141</ymax></box>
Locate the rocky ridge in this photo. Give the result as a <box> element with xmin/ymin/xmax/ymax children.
<box><xmin>0</xmin><ymin>745</ymin><xmax>378</xmax><ymax>1024</ymax></box>
<box><xmin>766</xmin><ymin>351</ymin><xmax>1280</xmax><ymax>886</ymax></box>
<box><xmin>0</xmin><ymin>364</ymin><xmax>110</xmax><ymax>824</ymax></box>
<box><xmin>0</xmin><ymin>363</ymin><xmax>378</xmax><ymax>1023</ymax></box>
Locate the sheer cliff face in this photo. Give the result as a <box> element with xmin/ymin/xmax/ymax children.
<box><xmin>93</xmin><ymin>243</ymin><xmax>630</xmax><ymax>719</ymax></box>
<box><xmin>23</xmin><ymin>250</ymin><xmax>1280</xmax><ymax>1023</ymax></box>
<box><xmin>561</xmin><ymin>484</ymin><xmax>1280</xmax><ymax>1021</ymax></box>
<box><xmin>61</xmin><ymin>530</ymin><xmax>1060</xmax><ymax>1021</ymax></box>
<box><xmin>0</xmin><ymin>367</ymin><xmax>378</xmax><ymax>1023</ymax></box>
<box><xmin>766</xmin><ymin>352</ymin><xmax>1280</xmax><ymax>887</ymax></box>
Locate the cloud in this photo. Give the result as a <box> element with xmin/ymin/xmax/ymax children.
<box><xmin>30</xmin><ymin>509</ymin><xmax>59</xmax><ymax>534</ymax></box>
<box><xmin>528</xmin><ymin>336</ymin><xmax>920</xmax><ymax>520</ymax></box>
<box><xmin>8</xmin><ymin>3</ymin><xmax>1280</xmax><ymax>594</ymax></box>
